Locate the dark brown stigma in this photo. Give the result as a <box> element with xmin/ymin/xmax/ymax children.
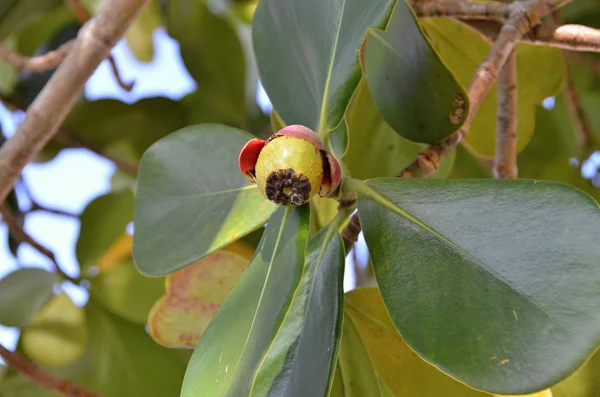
<box><xmin>265</xmin><ymin>168</ymin><xmax>311</xmax><ymax>206</ymax></box>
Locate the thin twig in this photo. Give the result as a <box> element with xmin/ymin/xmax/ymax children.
<box><xmin>466</xmin><ymin>21</ymin><xmax>600</xmax><ymax>53</ymax></box>
<box><xmin>494</xmin><ymin>50</ymin><xmax>518</xmax><ymax>179</ymax></box>
<box><xmin>409</xmin><ymin>0</ymin><xmax>509</xmax><ymax>20</ymax></box>
<box><xmin>65</xmin><ymin>0</ymin><xmax>135</xmax><ymax>92</ymax></box>
<box><xmin>0</xmin><ymin>0</ymin><xmax>149</xmax><ymax>206</ymax></box>
<box><xmin>0</xmin><ymin>96</ymin><xmax>139</xmax><ymax>175</ymax></box>
<box><xmin>1</xmin><ymin>206</ymin><xmax>57</xmax><ymax>265</ymax></box>
<box><xmin>341</xmin><ymin>0</ymin><xmax>575</xmax><ymax>244</ymax></box>
<box><xmin>0</xmin><ymin>206</ymin><xmax>77</xmax><ymax>283</ymax></box>
<box><xmin>0</xmin><ymin>343</ymin><xmax>103</xmax><ymax>397</ymax></box>
<box><xmin>0</xmin><ymin>41</ymin><xmax>75</xmax><ymax>72</ymax></box>
<box><xmin>397</xmin><ymin>0</ymin><xmax>571</xmax><ymax>179</ymax></box>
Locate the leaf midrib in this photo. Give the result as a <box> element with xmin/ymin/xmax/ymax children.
<box><xmin>230</xmin><ymin>207</ymin><xmax>291</xmax><ymax>393</ymax></box>
<box><xmin>356</xmin><ymin>180</ymin><xmax>550</xmax><ymax>319</ymax></box>
<box><xmin>318</xmin><ymin>0</ymin><xmax>348</xmax><ymax>136</ymax></box>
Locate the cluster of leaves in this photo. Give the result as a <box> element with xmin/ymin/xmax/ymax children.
<box><xmin>2</xmin><ymin>0</ymin><xmax>600</xmax><ymax>397</ymax></box>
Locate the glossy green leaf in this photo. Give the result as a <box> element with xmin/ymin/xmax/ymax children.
<box><xmin>362</xmin><ymin>0</ymin><xmax>468</xmax><ymax>144</ymax></box>
<box><xmin>344</xmin><ymin>80</ymin><xmax>455</xmax><ymax>180</ymax></box>
<box><xmin>181</xmin><ymin>206</ymin><xmax>310</xmax><ymax>396</ymax></box>
<box><xmin>353</xmin><ymin>177</ymin><xmax>600</xmax><ymax>394</ymax></box>
<box><xmin>330</xmin><ymin>313</ymin><xmax>383</xmax><ymax>397</ymax></box>
<box><xmin>552</xmin><ymin>350</ymin><xmax>600</xmax><ymax>397</ymax></box>
<box><xmin>421</xmin><ymin>18</ymin><xmax>566</xmax><ymax>157</ymax></box>
<box><xmin>90</xmin><ymin>260</ymin><xmax>165</xmax><ymax>324</ymax></box>
<box><xmin>148</xmin><ymin>249</ymin><xmax>249</xmax><ymax>348</ymax></box>
<box><xmin>22</xmin><ymin>293</ymin><xmax>88</xmax><ymax>368</ymax></box>
<box><xmin>252</xmin><ymin>218</ymin><xmax>345</xmax><ymax>396</ymax></box>
<box><xmin>76</xmin><ymin>189</ymin><xmax>135</xmax><ymax>272</ymax></box>
<box><xmin>253</xmin><ymin>0</ymin><xmax>395</xmax><ymax>132</ymax></box>
<box><xmin>345</xmin><ymin>287</ymin><xmax>487</xmax><ymax>397</ymax></box>
<box><xmin>0</xmin><ymin>267</ymin><xmax>58</xmax><ymax>327</ymax></box>
<box><xmin>133</xmin><ymin>124</ymin><xmax>277</xmax><ymax>276</ymax></box>
<box><xmin>164</xmin><ymin>1</ymin><xmax>246</xmax><ymax>127</ymax></box>
<box><xmin>329</xmin><ymin>120</ymin><xmax>349</xmax><ymax>158</ymax></box>
<box><xmin>63</xmin><ymin>97</ymin><xmax>188</xmax><ymax>157</ymax></box>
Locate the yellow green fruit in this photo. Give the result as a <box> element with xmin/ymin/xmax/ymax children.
<box><xmin>255</xmin><ymin>136</ymin><xmax>324</xmax><ymax>206</ymax></box>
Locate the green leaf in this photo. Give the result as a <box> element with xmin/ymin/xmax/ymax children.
<box><xmin>448</xmin><ymin>144</ymin><xmax>492</xmax><ymax>179</ymax></box>
<box><xmin>518</xmin><ymin>101</ymin><xmax>599</xmax><ymax>200</ymax></box>
<box><xmin>0</xmin><ymin>0</ymin><xmax>62</xmax><ymax>41</ymax></box>
<box><xmin>133</xmin><ymin>124</ymin><xmax>277</xmax><ymax>276</ymax></box>
<box><xmin>148</xmin><ymin>250</ymin><xmax>249</xmax><ymax>348</ymax></box>
<box><xmin>251</xmin><ymin>217</ymin><xmax>346</xmax><ymax>396</ymax></box>
<box><xmin>330</xmin><ymin>313</ymin><xmax>383</xmax><ymax>397</ymax></box>
<box><xmin>75</xmin><ymin>301</ymin><xmax>187</xmax><ymax>397</ymax></box>
<box><xmin>344</xmin><ymin>80</ymin><xmax>455</xmax><ymax>180</ymax></box>
<box><xmin>21</xmin><ymin>293</ymin><xmax>88</xmax><ymax>368</ymax></box>
<box><xmin>421</xmin><ymin>18</ymin><xmax>567</xmax><ymax>157</ymax></box>
<box><xmin>90</xmin><ymin>260</ymin><xmax>165</xmax><ymax>324</ymax></box>
<box><xmin>329</xmin><ymin>120</ymin><xmax>349</xmax><ymax>158</ymax></box>
<box><xmin>6</xmin><ymin>188</ymin><xmax>23</xmax><ymax>257</ymax></box>
<box><xmin>552</xmin><ymin>350</ymin><xmax>600</xmax><ymax>397</ymax></box>
<box><xmin>76</xmin><ymin>189</ymin><xmax>135</xmax><ymax>272</ymax></box>
<box><xmin>124</xmin><ymin>0</ymin><xmax>160</xmax><ymax>62</ymax></box>
<box><xmin>253</xmin><ymin>0</ymin><xmax>395</xmax><ymax>133</ymax></box>
<box><xmin>353</xmin><ymin>177</ymin><xmax>600</xmax><ymax>394</ymax></box>
<box><xmin>362</xmin><ymin>0</ymin><xmax>468</xmax><ymax>144</ymax></box>
<box><xmin>0</xmin><ymin>36</ymin><xmax>18</xmax><ymax>94</ymax></box>
<box><xmin>63</xmin><ymin>97</ymin><xmax>188</xmax><ymax>157</ymax></box>
<box><xmin>345</xmin><ymin>287</ymin><xmax>487</xmax><ymax>397</ymax></box>
<box><xmin>164</xmin><ymin>1</ymin><xmax>246</xmax><ymax>127</ymax></box>
<box><xmin>181</xmin><ymin>206</ymin><xmax>310</xmax><ymax>396</ymax></box>
<box><xmin>15</xmin><ymin>4</ymin><xmax>73</xmax><ymax>56</ymax></box>
<box><xmin>0</xmin><ymin>374</ymin><xmax>62</xmax><ymax>397</ymax></box>
<box><xmin>0</xmin><ymin>268</ymin><xmax>58</xmax><ymax>327</ymax></box>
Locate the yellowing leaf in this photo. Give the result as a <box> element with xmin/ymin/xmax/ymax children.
<box><xmin>492</xmin><ymin>390</ymin><xmax>553</xmax><ymax>397</ymax></box>
<box><xmin>148</xmin><ymin>250</ymin><xmax>249</xmax><ymax>348</ymax></box>
<box><xmin>21</xmin><ymin>293</ymin><xmax>87</xmax><ymax>367</ymax></box>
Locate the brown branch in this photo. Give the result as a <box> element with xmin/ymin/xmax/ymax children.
<box><xmin>563</xmin><ymin>72</ymin><xmax>593</xmax><ymax>149</ymax></box>
<box><xmin>341</xmin><ymin>0</ymin><xmax>575</xmax><ymax>244</ymax></box>
<box><xmin>0</xmin><ymin>96</ymin><xmax>139</xmax><ymax>175</ymax></box>
<box><xmin>0</xmin><ymin>343</ymin><xmax>102</xmax><ymax>397</ymax></box>
<box><xmin>0</xmin><ymin>205</ymin><xmax>77</xmax><ymax>283</ymax></box>
<box><xmin>65</xmin><ymin>0</ymin><xmax>135</xmax><ymax>92</ymax></box>
<box><xmin>0</xmin><ymin>41</ymin><xmax>74</xmax><ymax>72</ymax></box>
<box><xmin>0</xmin><ymin>0</ymin><xmax>149</xmax><ymax>206</ymax></box>
<box><xmin>466</xmin><ymin>21</ymin><xmax>600</xmax><ymax>53</ymax></box>
<box><xmin>409</xmin><ymin>0</ymin><xmax>509</xmax><ymax>20</ymax></box>
<box><xmin>1</xmin><ymin>205</ymin><xmax>57</xmax><ymax>265</ymax></box>
<box><xmin>397</xmin><ymin>0</ymin><xmax>571</xmax><ymax>179</ymax></box>
<box><xmin>494</xmin><ymin>50</ymin><xmax>518</xmax><ymax>179</ymax></box>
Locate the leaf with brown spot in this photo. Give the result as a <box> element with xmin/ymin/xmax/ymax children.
<box><xmin>147</xmin><ymin>250</ymin><xmax>250</xmax><ymax>348</ymax></box>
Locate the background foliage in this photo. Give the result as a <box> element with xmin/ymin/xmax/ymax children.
<box><xmin>1</xmin><ymin>0</ymin><xmax>600</xmax><ymax>396</ymax></box>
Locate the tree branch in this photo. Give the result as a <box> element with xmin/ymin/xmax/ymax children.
<box><xmin>409</xmin><ymin>0</ymin><xmax>509</xmax><ymax>20</ymax></box>
<box><xmin>0</xmin><ymin>0</ymin><xmax>149</xmax><ymax>206</ymax></box>
<box><xmin>0</xmin><ymin>205</ymin><xmax>77</xmax><ymax>283</ymax></box>
<box><xmin>65</xmin><ymin>0</ymin><xmax>135</xmax><ymax>91</ymax></box>
<box><xmin>341</xmin><ymin>0</ymin><xmax>575</xmax><ymax>244</ymax></box>
<box><xmin>0</xmin><ymin>343</ymin><xmax>102</xmax><ymax>397</ymax></box>
<box><xmin>494</xmin><ymin>50</ymin><xmax>518</xmax><ymax>179</ymax></box>
<box><xmin>397</xmin><ymin>0</ymin><xmax>571</xmax><ymax>179</ymax></box>
<box><xmin>466</xmin><ymin>21</ymin><xmax>600</xmax><ymax>53</ymax></box>
<box><xmin>0</xmin><ymin>41</ymin><xmax>74</xmax><ymax>72</ymax></box>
